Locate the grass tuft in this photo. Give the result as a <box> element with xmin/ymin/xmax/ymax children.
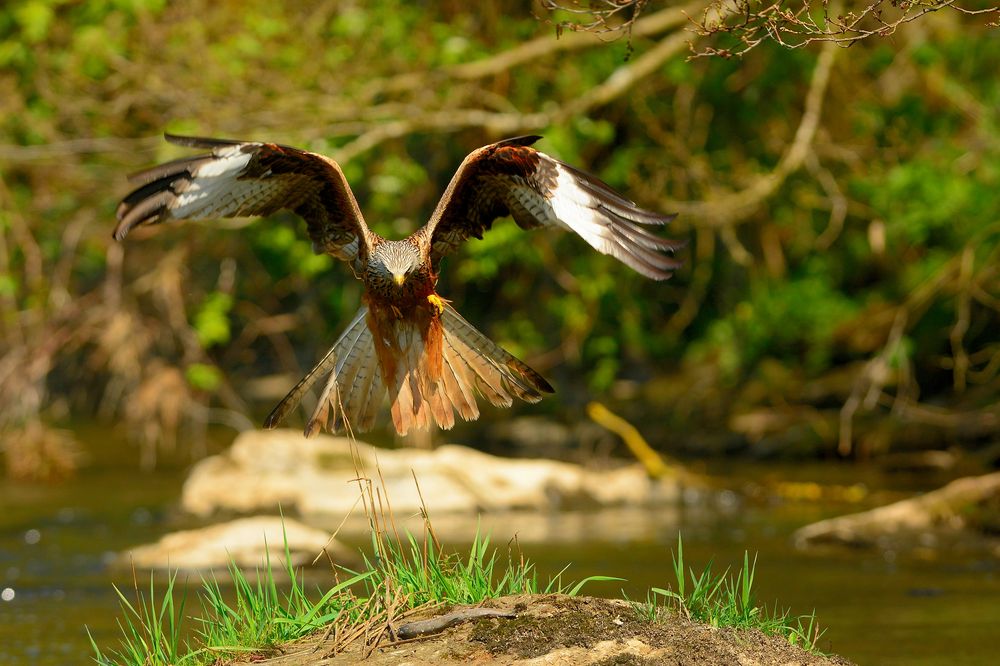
<box><xmin>87</xmin><ymin>570</ymin><xmax>192</xmax><ymax>665</ymax></box>
<box><xmin>89</xmin><ymin>472</ymin><xmax>824</xmax><ymax>663</ymax></box>
<box><xmin>194</xmin><ymin>536</ymin><xmax>373</xmax><ymax>659</ymax></box>
<box><xmin>88</xmin><ymin>523</ymin><xmax>608</xmax><ymax>665</ymax></box>
<box><xmin>360</xmin><ymin>525</ymin><xmax>620</xmax><ymax>608</ymax></box>
<box><xmin>632</xmin><ymin>534</ymin><xmax>826</xmax><ymax>653</ymax></box>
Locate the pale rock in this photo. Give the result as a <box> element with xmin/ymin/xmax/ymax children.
<box><xmin>181</xmin><ymin>429</ymin><xmax>679</xmax><ymax>519</ymax></box>
<box><xmin>430</xmin><ymin>445</ymin><xmax>585</xmax><ymax>510</ymax></box>
<box><xmin>583</xmin><ymin>465</ymin><xmax>658</xmax><ymax>506</ymax></box>
<box><xmin>119</xmin><ymin>515</ymin><xmax>347</xmax><ymax>571</ymax></box>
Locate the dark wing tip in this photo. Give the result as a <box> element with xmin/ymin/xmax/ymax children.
<box><xmin>264</xmin><ymin>391</ymin><xmax>298</xmax><ymax>430</ymax></box>
<box><xmin>113</xmin><ymin>188</ymin><xmax>174</xmax><ymax>241</ymax></box>
<box><xmin>303</xmin><ymin>418</ymin><xmax>322</xmax><ymax>438</ymax></box>
<box><xmin>262</xmin><ymin>411</ymin><xmax>281</xmax><ymax>430</ymax></box>
<box><xmin>496</xmin><ymin>135</ymin><xmax>543</xmax><ymax>148</ymax></box>
<box><xmin>111</xmin><ymin>220</ymin><xmax>130</xmax><ymax>241</ymax></box>
<box><xmin>112</xmin><ymin>213</ymin><xmax>144</xmax><ymax>241</ymax></box>
<box><xmin>650</xmin><ymin>211</ymin><xmax>679</xmax><ymax>225</ymax></box>
<box><xmin>508</xmin><ymin>359</ymin><xmax>556</xmax><ymax>395</ymax></box>
<box><xmin>667</xmin><ymin>235</ymin><xmax>688</xmax><ymax>250</ymax></box>
<box><xmin>164</xmin><ymin>133</ymin><xmax>246</xmax><ymax>149</ymax></box>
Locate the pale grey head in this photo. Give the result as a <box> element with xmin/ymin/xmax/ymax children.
<box><xmin>366</xmin><ymin>240</ymin><xmax>424</xmax><ymax>295</ymax></box>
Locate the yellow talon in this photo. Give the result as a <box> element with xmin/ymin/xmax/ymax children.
<box><xmin>427</xmin><ymin>294</ymin><xmax>446</xmax><ymax>317</ymax></box>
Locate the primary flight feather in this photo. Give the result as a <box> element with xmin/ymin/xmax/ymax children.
<box><xmin>116</xmin><ymin>134</ymin><xmax>682</xmax><ymax>436</ymax></box>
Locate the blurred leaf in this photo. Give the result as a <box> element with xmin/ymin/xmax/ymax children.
<box><xmin>14</xmin><ymin>1</ymin><xmax>54</xmax><ymax>43</ymax></box>
<box><xmin>185</xmin><ymin>363</ymin><xmax>222</xmax><ymax>392</ymax></box>
<box><xmin>193</xmin><ymin>292</ymin><xmax>233</xmax><ymax>348</ymax></box>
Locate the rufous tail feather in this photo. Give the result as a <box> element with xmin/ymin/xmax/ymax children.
<box><xmin>266</xmin><ymin>303</ymin><xmax>553</xmax><ymax>437</ymax></box>
<box><xmin>384</xmin><ymin>304</ymin><xmax>553</xmax><ymax>435</ymax></box>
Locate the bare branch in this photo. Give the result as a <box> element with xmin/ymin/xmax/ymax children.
<box><xmin>461</xmin><ymin>1</ymin><xmax>700</xmax><ymax>76</ymax></box>
<box><xmin>690</xmin><ymin>1</ymin><xmax>998</xmax><ymax>58</ymax></box>
<box><xmin>666</xmin><ymin>37</ymin><xmax>838</xmax><ymax>225</ymax></box>
<box><xmin>363</xmin><ymin>1</ymin><xmax>708</xmax><ymax>99</ymax></box>
<box><xmin>335</xmin><ymin>25</ymin><xmax>693</xmax><ymax>163</ymax></box>
<box><xmin>539</xmin><ymin>0</ymin><xmax>652</xmax><ymax>55</ymax></box>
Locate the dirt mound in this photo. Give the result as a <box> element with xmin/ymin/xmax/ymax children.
<box><xmin>237</xmin><ymin>594</ymin><xmax>853</xmax><ymax>665</ymax></box>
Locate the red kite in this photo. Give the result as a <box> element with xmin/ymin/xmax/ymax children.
<box><xmin>116</xmin><ymin>135</ymin><xmax>682</xmax><ymax>436</ymax></box>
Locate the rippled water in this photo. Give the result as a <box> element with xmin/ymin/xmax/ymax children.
<box><xmin>0</xmin><ymin>459</ymin><xmax>185</xmax><ymax>664</ymax></box>
<box><xmin>2</xmin><ymin>427</ymin><xmax>998</xmax><ymax>665</ymax></box>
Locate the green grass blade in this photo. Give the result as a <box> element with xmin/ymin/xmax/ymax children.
<box><xmin>567</xmin><ymin>575</ymin><xmax>626</xmax><ymax>597</ymax></box>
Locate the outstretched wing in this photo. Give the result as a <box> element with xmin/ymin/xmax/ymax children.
<box><xmin>424</xmin><ymin>136</ymin><xmax>683</xmax><ymax>280</ymax></box>
<box><xmin>115</xmin><ymin>134</ymin><xmax>373</xmax><ymax>265</ymax></box>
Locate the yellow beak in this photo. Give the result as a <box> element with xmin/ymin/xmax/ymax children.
<box><xmin>393</xmin><ymin>272</ymin><xmax>406</xmax><ymax>287</ymax></box>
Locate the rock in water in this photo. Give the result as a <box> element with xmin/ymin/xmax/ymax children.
<box><xmin>180</xmin><ymin>429</ymin><xmax>680</xmax><ymax>519</ymax></box>
<box><xmin>118</xmin><ymin>515</ymin><xmax>348</xmax><ymax>571</ymax></box>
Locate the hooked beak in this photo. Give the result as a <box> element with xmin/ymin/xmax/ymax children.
<box><xmin>393</xmin><ymin>272</ymin><xmax>406</xmax><ymax>287</ymax></box>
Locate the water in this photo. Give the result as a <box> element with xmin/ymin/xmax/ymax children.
<box><xmin>2</xmin><ymin>428</ymin><xmax>998</xmax><ymax>665</ymax></box>
<box><xmin>0</xmin><ymin>427</ymin><xmax>191</xmax><ymax>665</ymax></box>
<box><xmin>519</xmin><ymin>505</ymin><xmax>1000</xmax><ymax>666</ymax></box>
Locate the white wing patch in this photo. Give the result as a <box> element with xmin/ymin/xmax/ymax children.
<box><xmin>173</xmin><ymin>179</ymin><xmax>279</xmax><ymax>219</ymax></box>
<box><xmin>116</xmin><ymin>134</ymin><xmax>371</xmax><ymax>265</ymax></box>
<box><xmin>504</xmin><ymin>156</ymin><xmax>681</xmax><ymax>280</ymax></box>
<box><xmin>194</xmin><ymin>146</ymin><xmax>252</xmax><ymax>177</ymax></box>
<box><xmin>170</xmin><ymin>150</ymin><xmax>255</xmax><ymax>218</ymax></box>
<box><xmin>546</xmin><ymin>163</ymin><xmax>611</xmax><ymax>249</ymax></box>
<box><xmin>505</xmin><ymin>161</ymin><xmax>620</xmax><ymax>254</ymax></box>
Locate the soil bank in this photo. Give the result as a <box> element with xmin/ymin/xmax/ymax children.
<box><xmin>232</xmin><ymin>593</ymin><xmax>854</xmax><ymax>665</ymax></box>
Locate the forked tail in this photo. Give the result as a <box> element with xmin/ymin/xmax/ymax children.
<box><xmin>264</xmin><ymin>303</ymin><xmax>553</xmax><ymax>437</ymax></box>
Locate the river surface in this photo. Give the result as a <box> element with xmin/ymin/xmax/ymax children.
<box><xmin>1</xmin><ymin>426</ymin><xmax>998</xmax><ymax>665</ymax></box>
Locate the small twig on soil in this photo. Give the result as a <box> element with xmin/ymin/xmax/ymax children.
<box><xmin>395</xmin><ymin>607</ymin><xmax>518</xmax><ymax>641</ymax></box>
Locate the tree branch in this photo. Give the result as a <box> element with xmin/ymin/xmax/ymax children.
<box><xmin>335</xmin><ymin>23</ymin><xmax>695</xmax><ymax>163</ymax></box>
<box><xmin>665</xmin><ymin>37</ymin><xmax>838</xmax><ymax>225</ymax></box>
<box><xmin>691</xmin><ymin>0</ymin><xmax>999</xmax><ymax>58</ymax></box>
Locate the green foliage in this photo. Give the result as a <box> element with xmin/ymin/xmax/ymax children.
<box><xmin>2</xmin><ymin>0</ymin><xmax>998</xmax><ymax>453</ymax></box>
<box><xmin>89</xmin><ymin>527</ymin><xmax>823</xmax><ymax>664</ymax></box>
<box><xmin>194</xmin><ymin>544</ymin><xmax>372</xmax><ymax>657</ymax></box>
<box><xmin>864</xmin><ymin>154</ymin><xmax>993</xmax><ymax>249</ymax></box>
<box><xmin>89</xmin><ymin>535</ymin><xmax>373</xmax><ymax>665</ymax></box>
<box><xmin>192</xmin><ymin>292</ymin><xmax>233</xmax><ymax>348</ymax></box>
<box><xmin>250</xmin><ymin>223</ymin><xmax>334</xmax><ymax>280</ymax></box>
<box><xmin>363</xmin><ymin>529</ymin><xmax>541</xmax><ymax>605</ymax></box>
<box><xmin>184</xmin><ymin>363</ymin><xmax>221</xmax><ymax>392</ymax></box>
<box><xmin>695</xmin><ymin>268</ymin><xmax>859</xmax><ymax>380</ymax></box>
<box><xmin>362</xmin><ymin>527</ymin><xmax>621</xmax><ymax>607</ymax></box>
<box><xmin>88</xmin><ymin>571</ymin><xmax>188</xmax><ymax>666</ymax></box>
<box><xmin>635</xmin><ymin>535</ymin><xmax>825</xmax><ymax>653</ymax></box>
<box><xmin>96</xmin><ymin>521</ymin><xmax>830</xmax><ymax>664</ymax></box>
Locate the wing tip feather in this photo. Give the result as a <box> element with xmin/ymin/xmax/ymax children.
<box><xmin>163</xmin><ymin>133</ymin><xmax>246</xmax><ymax>148</ymax></box>
<box><xmin>497</xmin><ymin>135</ymin><xmax>543</xmax><ymax>148</ymax></box>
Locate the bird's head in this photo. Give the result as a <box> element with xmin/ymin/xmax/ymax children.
<box><xmin>369</xmin><ymin>241</ymin><xmax>422</xmax><ymax>292</ymax></box>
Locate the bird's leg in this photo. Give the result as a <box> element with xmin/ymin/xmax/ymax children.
<box><xmin>390</xmin><ymin>304</ymin><xmax>404</xmax><ymax>320</ymax></box>
<box><xmin>426</xmin><ymin>293</ymin><xmax>446</xmax><ymax>317</ymax></box>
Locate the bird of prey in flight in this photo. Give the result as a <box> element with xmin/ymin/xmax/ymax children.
<box><xmin>115</xmin><ymin>134</ymin><xmax>682</xmax><ymax>436</ymax></box>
